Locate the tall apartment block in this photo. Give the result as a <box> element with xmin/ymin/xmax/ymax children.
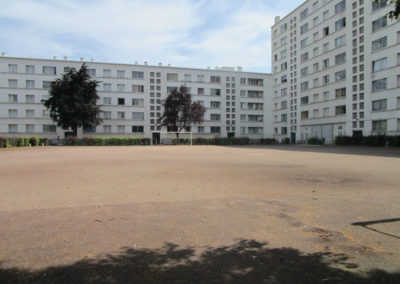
<box><xmin>271</xmin><ymin>0</ymin><xmax>400</xmax><ymax>143</ymax></box>
<box><xmin>0</xmin><ymin>56</ymin><xmax>272</xmax><ymax>142</ymax></box>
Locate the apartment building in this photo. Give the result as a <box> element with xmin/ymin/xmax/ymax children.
<box><xmin>271</xmin><ymin>0</ymin><xmax>400</xmax><ymax>143</ymax></box>
<box><xmin>0</xmin><ymin>55</ymin><xmax>272</xmax><ymax>142</ymax></box>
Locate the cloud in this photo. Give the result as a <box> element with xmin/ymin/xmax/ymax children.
<box><xmin>0</xmin><ymin>0</ymin><xmax>304</xmax><ymax>72</ymax></box>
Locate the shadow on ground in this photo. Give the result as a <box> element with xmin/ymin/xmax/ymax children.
<box><xmin>1</xmin><ymin>240</ymin><xmax>399</xmax><ymax>283</ymax></box>
<box><xmin>224</xmin><ymin>145</ymin><xmax>400</xmax><ymax>158</ymax></box>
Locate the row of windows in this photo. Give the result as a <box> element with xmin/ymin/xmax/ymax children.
<box><xmin>7</xmin><ymin>79</ymin><xmax>53</xmax><ymax>89</ymax></box>
<box><xmin>7</xmin><ymin>124</ymin><xmax>56</xmax><ymax>133</ymax></box>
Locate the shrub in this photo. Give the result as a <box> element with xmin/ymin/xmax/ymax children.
<box><xmin>261</xmin><ymin>138</ymin><xmax>276</xmax><ymax>145</ymax></box>
<box><xmin>29</xmin><ymin>136</ymin><xmax>39</xmax><ymax>146</ymax></box>
<box><xmin>308</xmin><ymin>137</ymin><xmax>324</xmax><ymax>145</ymax></box>
<box><xmin>283</xmin><ymin>137</ymin><xmax>290</xmax><ymax>144</ymax></box>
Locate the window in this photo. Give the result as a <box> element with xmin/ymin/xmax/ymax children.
<box><xmin>26</xmin><ymin>65</ymin><xmax>35</xmax><ymax>74</ymax></box>
<box><xmin>182</xmin><ymin>74</ymin><xmax>191</xmax><ymax>82</ymax></box>
<box><xmin>335</xmin><ymin>88</ymin><xmax>346</xmax><ymax>98</ymax></box>
<box><xmin>132</xmin><ymin>98</ymin><xmax>144</xmax><ymax>106</ymax></box>
<box><xmin>210</xmin><ymin>76</ymin><xmax>221</xmax><ymax>83</ymax></box>
<box><xmin>117</xmin><ymin>125</ymin><xmax>125</xmax><ymax>133</ymax></box>
<box><xmin>300</xmin><ymin>23</ymin><xmax>309</xmax><ymax>34</ymax></box>
<box><xmin>210</xmin><ymin>114</ymin><xmax>221</xmax><ymax>121</ymax></box>
<box><xmin>197</xmin><ymin>74</ymin><xmax>205</xmax><ymax>82</ymax></box>
<box><xmin>335</xmin><ymin>0</ymin><xmax>346</xmax><ymax>14</ymax></box>
<box><xmin>300</xmin><ymin>8</ymin><xmax>308</xmax><ymax>20</ymax></box>
<box><xmin>281</xmin><ymin>75</ymin><xmax>288</xmax><ymax>83</ymax></box>
<box><xmin>26</xmin><ymin>124</ymin><xmax>35</xmax><ymax>133</ymax></box>
<box><xmin>132</xmin><ymin>126</ymin><xmax>144</xmax><ymax>133</ymax></box>
<box><xmin>8</xmin><ymin>64</ymin><xmax>17</xmax><ymax>73</ymax></box>
<box><xmin>118</xmin><ymin>98</ymin><xmax>125</xmax><ymax>105</ymax></box>
<box><xmin>248</xmin><ymin>127</ymin><xmax>263</xmax><ymax>134</ymax></box>
<box><xmin>372</xmin><ymin>99</ymin><xmax>387</xmax><ymax>111</ymax></box>
<box><xmin>323</xmin><ymin>42</ymin><xmax>329</xmax><ymax>53</ymax></box>
<box><xmin>197</xmin><ymin>88</ymin><xmax>205</xmax><ymax>95</ymax></box>
<box><xmin>280</xmin><ymin>23</ymin><xmax>288</xmax><ymax>33</ymax></box>
<box><xmin>372</xmin><ymin>0</ymin><xmax>387</xmax><ymax>11</ymax></box>
<box><xmin>26</xmin><ymin>80</ymin><xmax>35</xmax><ymax>88</ymax></box>
<box><xmin>280</xmin><ymin>114</ymin><xmax>287</xmax><ymax>122</ymax></box>
<box><xmin>42</xmin><ymin>81</ymin><xmax>51</xmax><ymax>89</ymax></box>
<box><xmin>43</xmin><ymin>66</ymin><xmax>56</xmax><ymax>75</ymax></box>
<box><xmin>323</xmin><ymin>26</ymin><xmax>329</xmax><ymax>36</ymax></box>
<box><xmin>88</xmin><ymin>69</ymin><xmax>96</xmax><ymax>77</ymax></box>
<box><xmin>8</xmin><ymin>124</ymin><xmax>18</xmax><ymax>133</ymax></box>
<box><xmin>280</xmin><ymin>101</ymin><xmax>287</xmax><ymax>110</ymax></box>
<box><xmin>335</xmin><ymin>35</ymin><xmax>346</xmax><ymax>47</ymax></box>
<box><xmin>25</xmin><ymin>109</ymin><xmax>34</xmax><ymax>118</ymax></box>
<box><xmin>25</xmin><ymin>95</ymin><xmax>34</xmax><ymax>103</ymax></box>
<box><xmin>43</xmin><ymin>125</ymin><xmax>56</xmax><ymax>133</ymax></box>
<box><xmin>132</xmin><ymin>112</ymin><xmax>144</xmax><ymax>120</ymax></box>
<box><xmin>300</xmin><ymin>37</ymin><xmax>309</xmax><ymax>48</ymax></box>
<box><xmin>103</xmin><ymin>69</ymin><xmax>111</xmax><ymax>77</ymax></box>
<box><xmin>210</xmin><ymin>89</ymin><xmax>221</xmax><ymax>96</ymax></box>
<box><xmin>301</xmin><ymin>111</ymin><xmax>309</xmax><ymax>120</ymax></box>
<box><xmin>132</xmin><ymin>71</ymin><xmax>144</xmax><ymax>79</ymax></box>
<box><xmin>117</xmin><ymin>70</ymin><xmax>125</xmax><ymax>78</ymax></box>
<box><xmin>372</xmin><ymin>37</ymin><xmax>387</xmax><ymax>51</ymax></box>
<box><xmin>323</xmin><ymin>75</ymin><xmax>329</xmax><ymax>85</ymax></box>
<box><xmin>335</xmin><ymin>105</ymin><xmax>346</xmax><ymax>115</ymax></box>
<box><xmin>117</xmin><ymin>84</ymin><xmax>125</xmax><ymax>92</ymax></box>
<box><xmin>372</xmin><ymin>16</ymin><xmax>387</xmax><ymax>32</ymax></box>
<box><xmin>335</xmin><ymin>18</ymin><xmax>346</xmax><ymax>31</ymax></box>
<box><xmin>281</xmin><ymin>36</ymin><xmax>287</xmax><ymax>45</ymax></box>
<box><xmin>103</xmin><ymin>97</ymin><xmax>111</xmax><ymax>105</ymax></box>
<box><xmin>301</xmin><ymin>96</ymin><xmax>309</xmax><ymax>104</ymax></box>
<box><xmin>372</xmin><ymin>78</ymin><xmax>387</xmax><ymax>91</ymax></box>
<box><xmin>210</xmin><ymin>101</ymin><xmax>221</xmax><ymax>108</ymax></box>
<box><xmin>102</xmin><ymin>83</ymin><xmax>111</xmax><ymax>92</ymax></box>
<box><xmin>335</xmin><ymin>70</ymin><xmax>346</xmax><ymax>81</ymax></box>
<box><xmin>132</xmin><ymin>85</ymin><xmax>144</xmax><ymax>93</ymax></box>
<box><xmin>323</xmin><ymin>10</ymin><xmax>329</xmax><ymax>20</ymax></box>
<box><xmin>240</xmin><ymin>114</ymin><xmax>246</xmax><ymax>121</ymax></box>
<box><xmin>8</xmin><ymin>94</ymin><xmax>17</xmax><ymax>103</ymax></box>
<box><xmin>335</xmin><ymin>52</ymin><xmax>346</xmax><ymax>64</ymax></box>
<box><xmin>83</xmin><ymin>126</ymin><xmax>96</xmax><ymax>133</ymax></box>
<box><xmin>372</xmin><ymin>58</ymin><xmax>387</xmax><ymax>72</ymax></box>
<box><xmin>8</xmin><ymin>109</ymin><xmax>17</xmax><ymax>118</ymax></box>
<box><xmin>103</xmin><ymin>125</ymin><xmax>111</xmax><ymax>133</ymax></box>
<box><xmin>117</xmin><ymin>112</ymin><xmax>125</xmax><ymax>119</ymax></box>
<box><xmin>372</xmin><ymin>120</ymin><xmax>387</xmax><ymax>131</ymax></box>
<box><xmin>301</xmin><ymin>52</ymin><xmax>309</xmax><ymax>62</ymax></box>
<box><xmin>300</xmin><ymin>66</ymin><xmax>309</xmax><ymax>76</ymax></box>
<box><xmin>167</xmin><ymin>73</ymin><xmax>178</xmax><ymax>81</ymax></box>
<box><xmin>103</xmin><ymin>111</ymin><xmax>111</xmax><ymax>119</ymax></box>
<box><xmin>210</xmin><ymin>126</ymin><xmax>221</xmax><ymax>134</ymax></box>
<box><xmin>281</xmin><ymin>49</ymin><xmax>287</xmax><ymax>58</ymax></box>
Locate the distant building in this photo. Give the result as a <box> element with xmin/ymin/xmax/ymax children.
<box><xmin>0</xmin><ymin>55</ymin><xmax>273</xmax><ymax>142</ymax></box>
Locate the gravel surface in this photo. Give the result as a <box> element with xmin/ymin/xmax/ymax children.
<box><xmin>0</xmin><ymin>145</ymin><xmax>399</xmax><ymax>282</ymax></box>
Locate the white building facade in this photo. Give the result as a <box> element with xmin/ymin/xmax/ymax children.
<box><xmin>0</xmin><ymin>56</ymin><xmax>273</xmax><ymax>142</ymax></box>
<box><xmin>271</xmin><ymin>0</ymin><xmax>400</xmax><ymax>143</ymax></box>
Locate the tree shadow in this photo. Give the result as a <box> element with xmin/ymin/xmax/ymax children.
<box><xmin>0</xmin><ymin>240</ymin><xmax>399</xmax><ymax>283</ymax></box>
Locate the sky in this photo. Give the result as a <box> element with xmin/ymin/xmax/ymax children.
<box><xmin>0</xmin><ymin>0</ymin><xmax>305</xmax><ymax>73</ymax></box>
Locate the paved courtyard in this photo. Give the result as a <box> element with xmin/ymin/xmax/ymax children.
<box><xmin>0</xmin><ymin>145</ymin><xmax>399</xmax><ymax>283</ymax></box>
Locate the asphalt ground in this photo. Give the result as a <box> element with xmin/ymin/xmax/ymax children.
<box><xmin>0</xmin><ymin>145</ymin><xmax>399</xmax><ymax>283</ymax></box>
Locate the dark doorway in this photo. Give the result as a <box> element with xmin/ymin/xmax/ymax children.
<box><xmin>227</xmin><ymin>132</ymin><xmax>235</xmax><ymax>138</ymax></box>
<box><xmin>290</xmin><ymin>132</ymin><xmax>296</xmax><ymax>144</ymax></box>
<box><xmin>152</xmin><ymin>132</ymin><xmax>160</xmax><ymax>145</ymax></box>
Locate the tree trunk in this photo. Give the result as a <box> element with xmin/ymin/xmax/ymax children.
<box><xmin>72</xmin><ymin>126</ymin><xmax>78</xmax><ymax>137</ymax></box>
<box><xmin>176</xmin><ymin>132</ymin><xmax>179</xmax><ymax>144</ymax></box>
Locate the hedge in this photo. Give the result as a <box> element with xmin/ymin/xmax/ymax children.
<box><xmin>0</xmin><ymin>137</ymin><xmax>48</xmax><ymax>148</ymax></box>
<box><xmin>308</xmin><ymin>137</ymin><xmax>324</xmax><ymax>145</ymax></box>
<box><xmin>172</xmin><ymin>137</ymin><xmax>250</xmax><ymax>145</ymax></box>
<box><xmin>335</xmin><ymin>135</ymin><xmax>400</xmax><ymax>147</ymax></box>
<box><xmin>63</xmin><ymin>137</ymin><xmax>151</xmax><ymax>146</ymax></box>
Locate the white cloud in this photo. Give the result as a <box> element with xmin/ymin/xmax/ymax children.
<box><xmin>0</xmin><ymin>0</ymin><xmax>304</xmax><ymax>72</ymax></box>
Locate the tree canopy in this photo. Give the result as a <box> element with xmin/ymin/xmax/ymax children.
<box><xmin>42</xmin><ymin>64</ymin><xmax>102</xmax><ymax>136</ymax></box>
<box><xmin>158</xmin><ymin>86</ymin><xmax>205</xmax><ymax>139</ymax></box>
<box><xmin>388</xmin><ymin>0</ymin><xmax>400</xmax><ymax>19</ymax></box>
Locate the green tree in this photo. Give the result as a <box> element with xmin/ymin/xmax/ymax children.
<box><xmin>42</xmin><ymin>64</ymin><xmax>102</xmax><ymax>137</ymax></box>
<box><xmin>375</xmin><ymin>0</ymin><xmax>400</xmax><ymax>19</ymax></box>
<box><xmin>159</xmin><ymin>85</ymin><xmax>205</xmax><ymax>139</ymax></box>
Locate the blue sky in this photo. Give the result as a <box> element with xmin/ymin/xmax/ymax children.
<box><xmin>0</xmin><ymin>0</ymin><xmax>304</xmax><ymax>73</ymax></box>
